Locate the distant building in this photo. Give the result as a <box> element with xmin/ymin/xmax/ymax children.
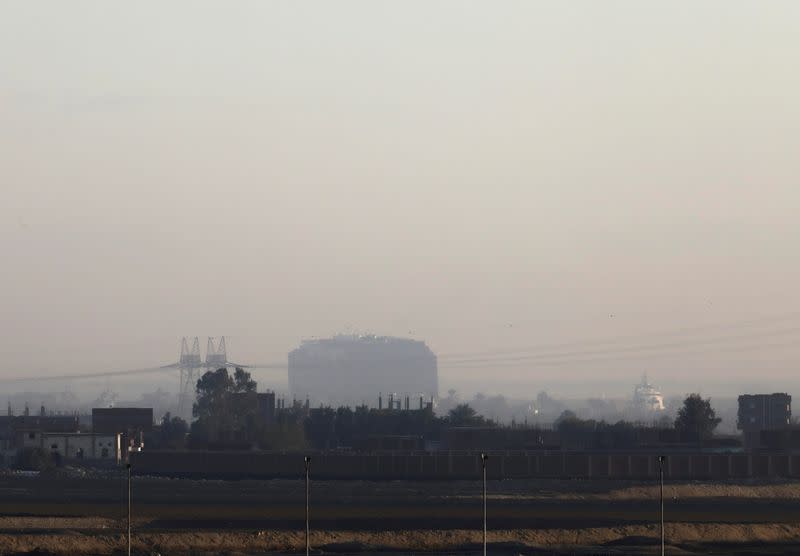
<box><xmin>33</xmin><ymin>432</ymin><xmax>119</xmax><ymax>462</ymax></box>
<box><xmin>0</xmin><ymin>414</ymin><xmax>81</xmax><ymax>463</ymax></box>
<box><xmin>92</xmin><ymin>407</ymin><xmax>153</xmax><ymax>461</ymax></box>
<box><xmin>288</xmin><ymin>335</ymin><xmax>438</xmax><ymax>407</ymax></box>
<box><xmin>230</xmin><ymin>391</ymin><xmax>276</xmax><ymax>425</ymax></box>
<box><xmin>92</xmin><ymin>408</ymin><xmax>153</xmax><ymax>435</ymax></box>
<box><xmin>738</xmin><ymin>393</ymin><xmax>792</xmax><ymax>450</ymax></box>
<box><xmin>255</xmin><ymin>392</ymin><xmax>276</xmax><ymax>423</ymax></box>
<box><xmin>0</xmin><ymin>415</ymin><xmax>79</xmax><ymax>437</ymax></box>
<box><xmin>0</xmin><ymin>414</ymin><xmax>119</xmax><ymax>465</ymax></box>
<box><xmin>738</xmin><ymin>394</ymin><xmax>791</xmax><ymax>431</ymax></box>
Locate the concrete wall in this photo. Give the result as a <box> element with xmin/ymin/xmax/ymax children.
<box><xmin>40</xmin><ymin>434</ymin><xmax>117</xmax><ymax>460</ymax></box>
<box><xmin>131</xmin><ymin>451</ymin><xmax>800</xmax><ymax>480</ymax></box>
<box><xmin>20</xmin><ymin>431</ymin><xmax>41</xmax><ymax>449</ymax></box>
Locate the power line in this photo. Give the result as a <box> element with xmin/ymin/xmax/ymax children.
<box><xmin>440</xmin><ymin>337</ymin><xmax>800</xmax><ymax>369</ymax></box>
<box><xmin>6</xmin><ymin>311</ymin><xmax>800</xmax><ymax>383</ymax></box>
<box><xmin>0</xmin><ymin>366</ymin><xmax>169</xmax><ymax>383</ymax></box>
<box><xmin>438</xmin><ymin>310</ymin><xmax>800</xmax><ymax>360</ymax></box>
<box><xmin>440</xmin><ymin>325</ymin><xmax>800</xmax><ymax>366</ymax></box>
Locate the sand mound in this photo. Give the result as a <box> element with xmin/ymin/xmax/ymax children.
<box><xmin>1</xmin><ymin>523</ymin><xmax>800</xmax><ymax>555</ymax></box>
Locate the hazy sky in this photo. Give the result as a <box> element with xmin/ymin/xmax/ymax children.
<box><xmin>2</xmin><ymin>2</ymin><xmax>799</xmax><ymax>396</ymax></box>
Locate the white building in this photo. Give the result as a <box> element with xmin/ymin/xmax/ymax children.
<box><xmin>23</xmin><ymin>431</ymin><xmax>119</xmax><ymax>461</ymax></box>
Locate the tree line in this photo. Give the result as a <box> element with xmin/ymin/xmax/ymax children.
<box><xmin>148</xmin><ymin>368</ymin><xmax>496</xmax><ymax>451</ymax></box>
<box><xmin>147</xmin><ymin>368</ymin><xmax>722</xmax><ymax>452</ymax></box>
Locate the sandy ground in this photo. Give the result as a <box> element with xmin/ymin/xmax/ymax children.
<box><xmin>2</xmin><ymin>523</ymin><xmax>800</xmax><ymax>555</ymax></box>
<box><xmin>3</xmin><ymin>476</ymin><xmax>800</xmax><ymax>554</ymax></box>
<box><xmin>463</xmin><ymin>481</ymin><xmax>800</xmax><ymax>501</ymax></box>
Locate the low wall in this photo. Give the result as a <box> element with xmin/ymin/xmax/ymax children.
<box><xmin>130</xmin><ymin>451</ymin><xmax>800</xmax><ymax>480</ymax></box>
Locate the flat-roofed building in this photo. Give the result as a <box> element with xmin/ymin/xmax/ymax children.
<box><xmin>738</xmin><ymin>393</ymin><xmax>791</xmax><ymax>431</ymax></box>
<box><xmin>738</xmin><ymin>393</ymin><xmax>792</xmax><ymax>450</ymax></box>
<box><xmin>39</xmin><ymin>432</ymin><xmax>119</xmax><ymax>461</ymax></box>
<box><xmin>92</xmin><ymin>407</ymin><xmax>152</xmax><ymax>461</ymax></box>
<box><xmin>92</xmin><ymin>408</ymin><xmax>153</xmax><ymax>434</ymax></box>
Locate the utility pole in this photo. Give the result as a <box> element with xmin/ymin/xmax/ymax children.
<box><xmin>304</xmin><ymin>456</ymin><xmax>311</xmax><ymax>556</ymax></box>
<box><xmin>127</xmin><ymin>462</ymin><xmax>132</xmax><ymax>556</ymax></box>
<box><xmin>659</xmin><ymin>455</ymin><xmax>665</xmax><ymax>556</ymax></box>
<box><xmin>120</xmin><ymin>463</ymin><xmax>125</xmax><ymax>534</ymax></box>
<box><xmin>481</xmin><ymin>453</ymin><xmax>488</xmax><ymax>556</ymax></box>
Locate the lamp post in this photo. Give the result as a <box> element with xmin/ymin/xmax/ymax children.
<box><xmin>658</xmin><ymin>455</ymin><xmax>666</xmax><ymax>556</ymax></box>
<box><xmin>304</xmin><ymin>456</ymin><xmax>311</xmax><ymax>556</ymax></box>
<box><xmin>481</xmin><ymin>453</ymin><xmax>488</xmax><ymax>556</ymax></box>
<box><xmin>126</xmin><ymin>462</ymin><xmax>131</xmax><ymax>556</ymax></box>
